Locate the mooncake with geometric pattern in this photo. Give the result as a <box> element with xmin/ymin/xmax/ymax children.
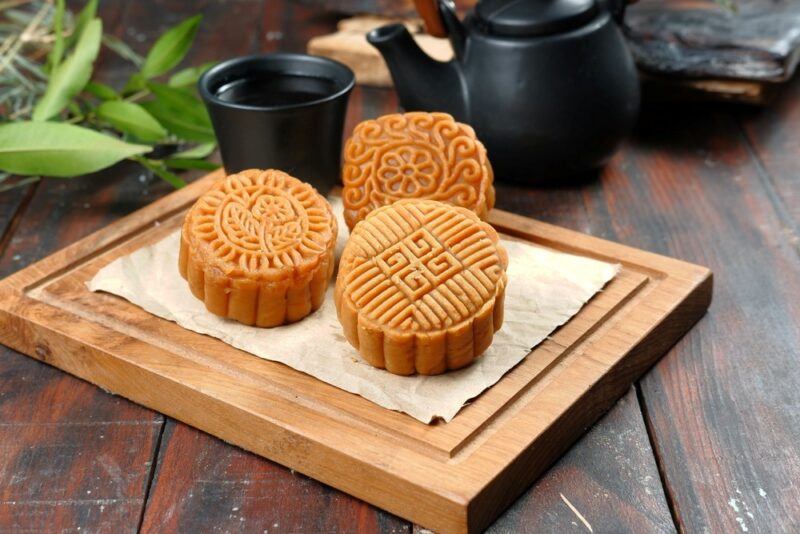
<box><xmin>179</xmin><ymin>169</ymin><xmax>337</xmax><ymax>327</ymax></box>
<box><xmin>342</xmin><ymin>112</ymin><xmax>495</xmax><ymax>231</ymax></box>
<box><xmin>335</xmin><ymin>199</ymin><xmax>508</xmax><ymax>375</ymax></box>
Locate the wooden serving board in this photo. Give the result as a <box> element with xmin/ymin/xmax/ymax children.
<box><xmin>0</xmin><ymin>171</ymin><xmax>711</xmax><ymax>533</ymax></box>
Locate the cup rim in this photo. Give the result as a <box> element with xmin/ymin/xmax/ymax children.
<box><xmin>198</xmin><ymin>52</ymin><xmax>356</xmax><ymax>112</ymax></box>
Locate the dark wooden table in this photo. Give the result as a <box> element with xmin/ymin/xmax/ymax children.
<box><xmin>2</xmin><ymin>1</ymin><xmax>799</xmax><ymax>532</ymax></box>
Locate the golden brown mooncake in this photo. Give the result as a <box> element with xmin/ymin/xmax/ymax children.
<box><xmin>335</xmin><ymin>199</ymin><xmax>508</xmax><ymax>375</ymax></box>
<box><xmin>179</xmin><ymin>169</ymin><xmax>337</xmax><ymax>327</ymax></box>
<box><xmin>341</xmin><ymin>111</ymin><xmax>495</xmax><ymax>231</ymax></box>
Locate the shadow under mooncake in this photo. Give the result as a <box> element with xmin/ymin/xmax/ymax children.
<box><xmin>179</xmin><ymin>169</ymin><xmax>337</xmax><ymax>326</ymax></box>
<box><xmin>341</xmin><ymin>112</ymin><xmax>495</xmax><ymax>231</ymax></box>
<box><xmin>335</xmin><ymin>198</ymin><xmax>508</xmax><ymax>375</ymax></box>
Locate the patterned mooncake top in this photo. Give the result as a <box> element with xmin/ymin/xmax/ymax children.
<box><xmin>338</xmin><ymin>199</ymin><xmax>507</xmax><ymax>333</ymax></box>
<box><xmin>342</xmin><ymin>112</ymin><xmax>494</xmax><ymax>230</ymax></box>
<box><xmin>182</xmin><ymin>169</ymin><xmax>336</xmax><ymax>281</ymax></box>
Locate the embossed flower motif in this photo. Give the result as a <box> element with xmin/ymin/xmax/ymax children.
<box><xmin>252</xmin><ymin>194</ymin><xmax>295</xmax><ymax>225</ymax></box>
<box><xmin>249</xmin><ymin>194</ymin><xmax>302</xmax><ymax>252</ymax></box>
<box><xmin>377</xmin><ymin>145</ymin><xmax>440</xmax><ymax>197</ymax></box>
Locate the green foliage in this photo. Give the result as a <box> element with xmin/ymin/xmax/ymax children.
<box><xmin>133</xmin><ymin>156</ymin><xmax>186</xmax><ymax>188</ymax></box>
<box><xmin>141</xmin><ymin>98</ymin><xmax>215</xmax><ymax>143</ymax></box>
<box><xmin>33</xmin><ymin>18</ymin><xmax>102</xmax><ymax>121</ymax></box>
<box><xmin>65</xmin><ymin>0</ymin><xmax>98</xmax><ymax>50</ymax></box>
<box><xmin>0</xmin><ymin>2</ymin><xmax>217</xmax><ymax>189</ymax></box>
<box><xmin>140</xmin><ymin>82</ymin><xmax>214</xmax><ymax>142</ymax></box>
<box><xmin>139</xmin><ymin>15</ymin><xmax>202</xmax><ymax>80</ymax></box>
<box><xmin>163</xmin><ymin>158</ymin><xmax>220</xmax><ymax>171</ymax></box>
<box><xmin>102</xmin><ymin>34</ymin><xmax>143</xmax><ymax>67</ymax></box>
<box><xmin>168</xmin><ymin>61</ymin><xmax>216</xmax><ymax>88</ymax></box>
<box><xmin>0</xmin><ymin>122</ymin><xmax>151</xmax><ymax>177</ymax></box>
<box><xmin>147</xmin><ymin>82</ymin><xmax>211</xmax><ymax>125</ymax></box>
<box><xmin>96</xmin><ymin>101</ymin><xmax>167</xmax><ymax>142</ymax></box>
<box><xmin>84</xmin><ymin>81</ymin><xmax>119</xmax><ymax>101</ymax></box>
<box><xmin>45</xmin><ymin>0</ymin><xmax>66</xmax><ymax>73</ymax></box>
<box><xmin>171</xmin><ymin>142</ymin><xmax>216</xmax><ymax>159</ymax></box>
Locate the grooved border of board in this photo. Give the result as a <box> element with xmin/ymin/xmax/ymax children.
<box><xmin>0</xmin><ymin>171</ymin><xmax>712</xmax><ymax>534</ymax></box>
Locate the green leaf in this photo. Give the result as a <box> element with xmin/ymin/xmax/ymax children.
<box><xmin>0</xmin><ymin>122</ymin><xmax>151</xmax><ymax>177</ymax></box>
<box><xmin>96</xmin><ymin>101</ymin><xmax>167</xmax><ymax>142</ymax></box>
<box><xmin>45</xmin><ymin>0</ymin><xmax>66</xmax><ymax>73</ymax></box>
<box><xmin>134</xmin><ymin>157</ymin><xmax>186</xmax><ymax>188</ymax></box>
<box><xmin>141</xmin><ymin>100</ymin><xmax>215</xmax><ymax>142</ymax></box>
<box><xmin>139</xmin><ymin>15</ymin><xmax>202</xmax><ymax>79</ymax></box>
<box><xmin>167</xmin><ymin>61</ymin><xmax>216</xmax><ymax>88</ymax></box>
<box><xmin>164</xmin><ymin>158</ymin><xmax>219</xmax><ymax>170</ymax></box>
<box><xmin>123</xmin><ymin>73</ymin><xmax>146</xmax><ymax>94</ymax></box>
<box><xmin>67</xmin><ymin>101</ymin><xmax>83</xmax><ymax>119</ymax></box>
<box><xmin>171</xmin><ymin>142</ymin><xmax>216</xmax><ymax>159</ymax></box>
<box><xmin>64</xmin><ymin>0</ymin><xmax>99</xmax><ymax>50</ymax></box>
<box><xmin>139</xmin><ymin>83</ymin><xmax>214</xmax><ymax>143</ymax></box>
<box><xmin>147</xmin><ymin>82</ymin><xmax>210</xmax><ymax>124</ymax></box>
<box><xmin>85</xmin><ymin>81</ymin><xmax>119</xmax><ymax>101</ymax></box>
<box><xmin>102</xmin><ymin>34</ymin><xmax>144</xmax><ymax>67</ymax></box>
<box><xmin>33</xmin><ymin>18</ymin><xmax>102</xmax><ymax>121</ymax></box>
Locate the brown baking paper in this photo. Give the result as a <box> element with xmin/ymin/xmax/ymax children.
<box><xmin>88</xmin><ymin>199</ymin><xmax>618</xmax><ymax>423</ymax></box>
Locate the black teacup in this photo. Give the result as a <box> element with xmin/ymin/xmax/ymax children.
<box><xmin>199</xmin><ymin>53</ymin><xmax>355</xmax><ymax>194</ymax></box>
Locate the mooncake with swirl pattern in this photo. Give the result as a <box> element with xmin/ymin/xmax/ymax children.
<box><xmin>342</xmin><ymin>112</ymin><xmax>495</xmax><ymax>231</ymax></box>
<box><xmin>335</xmin><ymin>199</ymin><xmax>508</xmax><ymax>375</ymax></box>
<box><xmin>179</xmin><ymin>169</ymin><xmax>337</xmax><ymax>326</ymax></box>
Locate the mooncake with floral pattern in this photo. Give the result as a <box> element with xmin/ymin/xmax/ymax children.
<box><xmin>342</xmin><ymin>112</ymin><xmax>495</xmax><ymax>231</ymax></box>
<box><xmin>179</xmin><ymin>169</ymin><xmax>337</xmax><ymax>326</ymax></box>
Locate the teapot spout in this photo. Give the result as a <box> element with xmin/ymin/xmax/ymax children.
<box><xmin>367</xmin><ymin>24</ymin><xmax>467</xmax><ymax>118</ymax></box>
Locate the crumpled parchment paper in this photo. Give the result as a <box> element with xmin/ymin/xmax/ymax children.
<box><xmin>88</xmin><ymin>199</ymin><xmax>618</xmax><ymax>423</ymax></box>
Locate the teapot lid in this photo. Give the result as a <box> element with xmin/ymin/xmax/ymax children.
<box><xmin>474</xmin><ymin>0</ymin><xmax>598</xmax><ymax>37</ymax></box>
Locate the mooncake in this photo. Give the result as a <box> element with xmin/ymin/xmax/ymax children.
<box><xmin>342</xmin><ymin>112</ymin><xmax>495</xmax><ymax>231</ymax></box>
<box><xmin>335</xmin><ymin>199</ymin><xmax>508</xmax><ymax>375</ymax></box>
<box><xmin>179</xmin><ymin>169</ymin><xmax>337</xmax><ymax>326</ymax></box>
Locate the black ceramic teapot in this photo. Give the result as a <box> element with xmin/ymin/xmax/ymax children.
<box><xmin>367</xmin><ymin>0</ymin><xmax>640</xmax><ymax>183</ymax></box>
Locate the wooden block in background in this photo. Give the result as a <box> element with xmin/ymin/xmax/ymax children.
<box><xmin>310</xmin><ymin>15</ymin><xmax>777</xmax><ymax>104</ymax></box>
<box><xmin>641</xmin><ymin>73</ymin><xmax>776</xmax><ymax>105</ymax></box>
<box><xmin>307</xmin><ymin>16</ymin><xmax>452</xmax><ymax>87</ymax></box>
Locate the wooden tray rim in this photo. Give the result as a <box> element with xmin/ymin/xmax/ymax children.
<box><xmin>0</xmin><ymin>172</ymin><xmax>713</xmax><ymax>533</ymax></box>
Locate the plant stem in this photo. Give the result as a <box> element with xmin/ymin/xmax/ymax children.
<box><xmin>0</xmin><ymin>34</ymin><xmax>14</xmax><ymax>59</ymax></box>
<box><xmin>0</xmin><ymin>0</ymin><xmax>50</xmax><ymax>78</ymax></box>
<box><xmin>0</xmin><ymin>174</ymin><xmax>40</xmax><ymax>193</ymax></box>
<box><xmin>8</xmin><ymin>103</ymin><xmax>31</xmax><ymax>119</ymax></box>
<box><xmin>132</xmin><ymin>156</ymin><xmax>186</xmax><ymax>188</ymax></box>
<box><xmin>0</xmin><ymin>0</ymin><xmax>35</xmax><ymax>12</ymax></box>
<box><xmin>124</xmin><ymin>89</ymin><xmax>150</xmax><ymax>103</ymax></box>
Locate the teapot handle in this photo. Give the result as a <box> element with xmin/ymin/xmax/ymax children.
<box><xmin>412</xmin><ymin>0</ymin><xmax>448</xmax><ymax>37</ymax></box>
<box><xmin>607</xmin><ymin>0</ymin><xmax>638</xmax><ymax>24</ymax></box>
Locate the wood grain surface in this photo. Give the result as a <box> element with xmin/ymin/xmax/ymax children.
<box><xmin>741</xmin><ymin>79</ymin><xmax>800</xmax><ymax>225</ymax></box>
<box><xmin>0</xmin><ymin>0</ymin><xmax>797</xmax><ymax>532</ymax></box>
<box><xmin>0</xmin><ymin>169</ymin><xmax>709</xmax><ymax>533</ymax></box>
<box><xmin>489</xmin><ymin>388</ymin><xmax>675</xmax><ymax>533</ymax></box>
<box><xmin>0</xmin><ymin>3</ymin><xmax>166</xmax><ymax>530</ymax></box>
<box><xmin>0</xmin><ymin>167</ymin><xmax>170</xmax><ymax>529</ymax></box>
<box><xmin>140</xmin><ymin>421</ymin><xmax>410</xmax><ymax>533</ymax></box>
<box><xmin>616</xmin><ymin>106</ymin><xmax>800</xmax><ymax>533</ymax></box>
